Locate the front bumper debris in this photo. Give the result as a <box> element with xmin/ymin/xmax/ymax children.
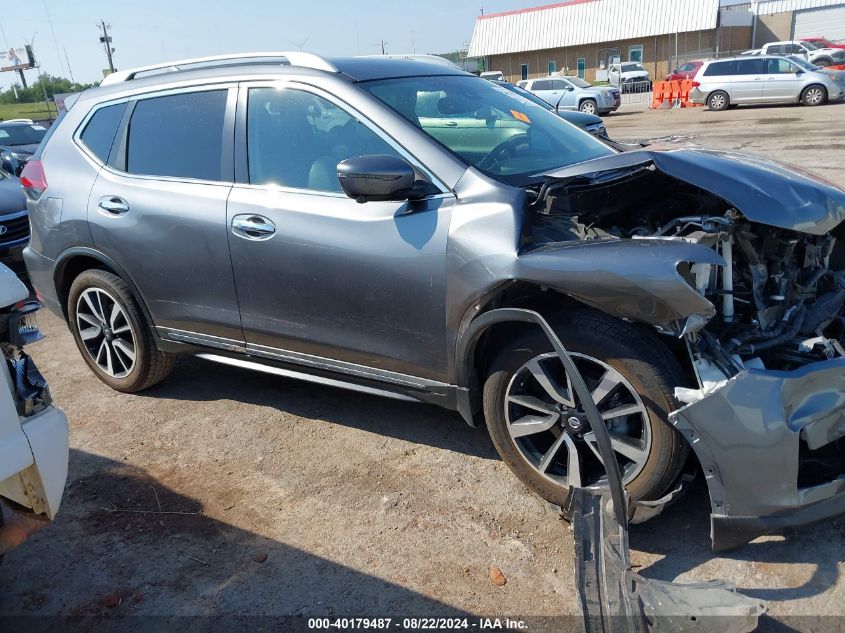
<box><xmin>573</xmin><ymin>487</ymin><xmax>765</xmax><ymax>633</ymax></box>
<box><xmin>671</xmin><ymin>358</ymin><xmax>845</xmax><ymax>551</ymax></box>
<box><xmin>466</xmin><ymin>308</ymin><xmax>765</xmax><ymax>631</ymax></box>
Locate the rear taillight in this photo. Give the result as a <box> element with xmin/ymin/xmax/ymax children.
<box><xmin>691</xmin><ymin>81</ymin><xmax>701</xmax><ymax>88</ymax></box>
<box><xmin>20</xmin><ymin>159</ymin><xmax>47</xmax><ymax>199</ymax></box>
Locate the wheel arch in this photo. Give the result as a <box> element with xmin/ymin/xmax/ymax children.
<box><xmin>452</xmin><ymin>281</ymin><xmax>695</xmax><ymax>426</ymax></box>
<box><xmin>53</xmin><ymin>247</ymin><xmax>157</xmax><ymax>332</ymax></box>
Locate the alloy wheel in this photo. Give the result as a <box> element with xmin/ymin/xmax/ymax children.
<box><xmin>805</xmin><ymin>87</ymin><xmax>824</xmax><ymax>105</ymax></box>
<box><xmin>580</xmin><ymin>101</ymin><xmax>597</xmax><ymax>115</ymax></box>
<box><xmin>504</xmin><ymin>352</ymin><xmax>652</xmax><ymax>489</ymax></box>
<box><xmin>76</xmin><ymin>288</ymin><xmax>137</xmax><ymax>378</ymax></box>
<box><xmin>710</xmin><ymin>93</ymin><xmax>726</xmax><ymax>110</ymax></box>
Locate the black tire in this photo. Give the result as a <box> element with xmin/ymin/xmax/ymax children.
<box><xmin>707</xmin><ymin>90</ymin><xmax>729</xmax><ymax>111</ymax></box>
<box><xmin>68</xmin><ymin>269</ymin><xmax>174</xmax><ymax>392</ymax></box>
<box><xmin>801</xmin><ymin>84</ymin><xmax>827</xmax><ymax>107</ymax></box>
<box><xmin>579</xmin><ymin>99</ymin><xmax>598</xmax><ymax>115</ymax></box>
<box><xmin>482</xmin><ymin>312</ymin><xmax>688</xmax><ymax>506</ymax></box>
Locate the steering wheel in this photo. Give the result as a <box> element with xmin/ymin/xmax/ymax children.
<box><xmin>477</xmin><ymin>134</ymin><xmax>530</xmax><ymax>172</ymax></box>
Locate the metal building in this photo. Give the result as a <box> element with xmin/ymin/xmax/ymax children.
<box><xmin>749</xmin><ymin>0</ymin><xmax>845</xmax><ymax>45</ymax></box>
<box><xmin>467</xmin><ymin>0</ymin><xmax>753</xmax><ymax>84</ymax></box>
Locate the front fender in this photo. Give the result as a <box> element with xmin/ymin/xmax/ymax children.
<box><xmin>515</xmin><ymin>238</ymin><xmax>724</xmax><ymax>324</ymax></box>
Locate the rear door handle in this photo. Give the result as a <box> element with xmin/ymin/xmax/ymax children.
<box><xmin>98</xmin><ymin>196</ymin><xmax>129</xmax><ymax>215</ymax></box>
<box><xmin>231</xmin><ymin>214</ymin><xmax>276</xmax><ymax>240</ymax></box>
<box><xmin>444</xmin><ymin>121</ymin><xmax>458</xmax><ymax>127</ymax></box>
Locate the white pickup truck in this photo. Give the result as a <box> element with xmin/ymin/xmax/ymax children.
<box><xmin>0</xmin><ymin>264</ymin><xmax>68</xmax><ymax>559</ymax></box>
<box><xmin>755</xmin><ymin>41</ymin><xmax>845</xmax><ymax>67</ymax></box>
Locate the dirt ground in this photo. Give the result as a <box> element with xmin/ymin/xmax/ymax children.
<box><xmin>2</xmin><ymin>100</ymin><xmax>845</xmax><ymax>631</ymax></box>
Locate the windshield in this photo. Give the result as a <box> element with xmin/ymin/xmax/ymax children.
<box><xmin>622</xmin><ymin>63</ymin><xmax>646</xmax><ymax>72</ymax></box>
<box><xmin>566</xmin><ymin>77</ymin><xmax>591</xmax><ymax>88</ymax></box>
<box><xmin>361</xmin><ymin>75</ymin><xmax>612</xmax><ymax>185</ymax></box>
<box><xmin>802</xmin><ymin>41</ymin><xmax>822</xmax><ymax>50</ymax></box>
<box><xmin>0</xmin><ymin>124</ymin><xmax>46</xmax><ymax>147</ymax></box>
<box><xmin>787</xmin><ymin>55</ymin><xmax>820</xmax><ymax>71</ymax></box>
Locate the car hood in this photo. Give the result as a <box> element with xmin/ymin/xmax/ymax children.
<box><xmin>542</xmin><ymin>148</ymin><xmax>845</xmax><ymax>235</ymax></box>
<box><xmin>557</xmin><ymin>110</ymin><xmax>602</xmax><ymax>127</ymax></box>
<box><xmin>0</xmin><ymin>176</ymin><xmax>26</xmax><ymax>212</ymax></box>
<box><xmin>0</xmin><ymin>143</ymin><xmax>38</xmax><ymax>157</ymax></box>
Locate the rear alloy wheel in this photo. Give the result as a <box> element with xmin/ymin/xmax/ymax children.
<box><xmin>802</xmin><ymin>85</ymin><xmax>827</xmax><ymax>106</ymax></box>
<box><xmin>68</xmin><ymin>269</ymin><xmax>175</xmax><ymax>392</ymax></box>
<box><xmin>707</xmin><ymin>91</ymin><xmax>729</xmax><ymax>111</ymax></box>
<box><xmin>76</xmin><ymin>287</ymin><xmax>137</xmax><ymax>379</ymax></box>
<box><xmin>483</xmin><ymin>313</ymin><xmax>687</xmax><ymax>506</ymax></box>
<box><xmin>579</xmin><ymin>99</ymin><xmax>598</xmax><ymax>115</ymax></box>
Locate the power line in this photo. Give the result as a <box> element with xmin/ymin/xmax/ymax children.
<box><xmin>42</xmin><ymin>0</ymin><xmax>67</xmax><ymax>76</ymax></box>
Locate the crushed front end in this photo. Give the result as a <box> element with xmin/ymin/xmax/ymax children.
<box><xmin>529</xmin><ymin>148</ymin><xmax>845</xmax><ymax>549</ymax></box>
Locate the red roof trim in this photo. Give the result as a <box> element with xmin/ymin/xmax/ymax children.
<box><xmin>478</xmin><ymin>0</ymin><xmax>600</xmax><ymax>21</ymax></box>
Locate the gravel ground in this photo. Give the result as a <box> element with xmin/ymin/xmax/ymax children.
<box><xmin>1</xmin><ymin>99</ymin><xmax>845</xmax><ymax>631</ymax></box>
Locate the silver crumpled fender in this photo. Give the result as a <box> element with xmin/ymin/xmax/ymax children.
<box><xmin>515</xmin><ymin>238</ymin><xmax>725</xmax><ymax>324</ymax></box>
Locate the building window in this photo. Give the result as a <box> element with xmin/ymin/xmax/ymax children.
<box><xmin>577</xmin><ymin>57</ymin><xmax>586</xmax><ymax>79</ymax></box>
<box><xmin>547</xmin><ymin>60</ymin><xmax>556</xmax><ymax>75</ymax></box>
<box><xmin>628</xmin><ymin>45</ymin><xmax>643</xmax><ymax>62</ymax></box>
<box><xmin>520</xmin><ymin>63</ymin><xmax>529</xmax><ymax>80</ymax></box>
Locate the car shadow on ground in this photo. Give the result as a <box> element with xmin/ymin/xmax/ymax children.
<box><xmin>629</xmin><ymin>476</ymin><xmax>845</xmax><ymax>606</ymax></box>
<box><xmin>141</xmin><ymin>354</ymin><xmax>498</xmax><ymax>460</ymax></box>
<box><xmin>0</xmin><ymin>449</ymin><xmax>472</xmax><ymax>626</ymax></box>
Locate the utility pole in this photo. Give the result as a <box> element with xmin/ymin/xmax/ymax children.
<box><xmin>99</xmin><ymin>20</ymin><xmax>116</xmax><ymax>74</ymax></box>
<box><xmin>379</xmin><ymin>40</ymin><xmax>388</xmax><ymax>55</ymax></box>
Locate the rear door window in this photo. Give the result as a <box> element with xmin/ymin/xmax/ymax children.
<box><xmin>80</xmin><ymin>102</ymin><xmax>127</xmax><ymax>163</ymax></box>
<box><xmin>126</xmin><ymin>90</ymin><xmax>228</xmax><ymax>181</ymax></box>
<box><xmin>532</xmin><ymin>80</ymin><xmax>552</xmax><ymax>91</ymax></box>
<box><xmin>704</xmin><ymin>61</ymin><xmax>737</xmax><ymax>77</ymax></box>
<box><xmin>736</xmin><ymin>59</ymin><xmax>763</xmax><ymax>75</ymax></box>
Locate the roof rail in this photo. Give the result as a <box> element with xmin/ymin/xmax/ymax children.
<box><xmin>100</xmin><ymin>52</ymin><xmax>338</xmax><ymax>86</ymax></box>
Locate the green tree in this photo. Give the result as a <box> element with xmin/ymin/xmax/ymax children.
<box><xmin>0</xmin><ymin>74</ymin><xmax>98</xmax><ymax>105</ymax></box>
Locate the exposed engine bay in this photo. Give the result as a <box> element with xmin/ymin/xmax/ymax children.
<box><xmin>525</xmin><ymin>164</ymin><xmax>845</xmax><ymax>384</ymax></box>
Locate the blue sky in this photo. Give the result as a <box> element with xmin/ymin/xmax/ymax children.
<box><xmin>0</xmin><ymin>0</ymin><xmax>529</xmax><ymax>86</ymax></box>
<box><xmin>0</xmin><ymin>0</ymin><xmax>744</xmax><ymax>87</ymax></box>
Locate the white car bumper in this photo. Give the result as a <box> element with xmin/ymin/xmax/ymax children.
<box><xmin>0</xmin><ymin>404</ymin><xmax>69</xmax><ymax>519</ymax></box>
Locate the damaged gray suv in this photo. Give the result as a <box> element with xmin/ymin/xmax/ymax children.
<box><xmin>23</xmin><ymin>53</ymin><xmax>845</xmax><ymax>550</ymax></box>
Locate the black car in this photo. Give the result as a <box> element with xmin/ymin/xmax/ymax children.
<box><xmin>0</xmin><ymin>169</ymin><xmax>30</xmax><ymax>278</ymax></box>
<box><xmin>0</xmin><ymin>120</ymin><xmax>49</xmax><ymax>176</ymax></box>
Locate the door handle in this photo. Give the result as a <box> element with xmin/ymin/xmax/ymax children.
<box><xmin>444</xmin><ymin>121</ymin><xmax>458</xmax><ymax>127</ymax></box>
<box><xmin>232</xmin><ymin>214</ymin><xmax>276</xmax><ymax>240</ymax></box>
<box><xmin>98</xmin><ymin>196</ymin><xmax>129</xmax><ymax>215</ymax></box>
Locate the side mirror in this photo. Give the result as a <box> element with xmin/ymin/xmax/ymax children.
<box><xmin>337</xmin><ymin>155</ymin><xmax>416</xmax><ymax>204</ymax></box>
<box><xmin>672</xmin><ymin>68</ymin><xmax>679</xmax><ymax>74</ymax></box>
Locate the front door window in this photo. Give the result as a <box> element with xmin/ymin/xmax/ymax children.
<box><xmin>247</xmin><ymin>88</ymin><xmax>400</xmax><ymax>193</ymax></box>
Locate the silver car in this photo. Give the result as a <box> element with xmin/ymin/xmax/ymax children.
<box><xmin>690</xmin><ymin>54</ymin><xmax>845</xmax><ymax>110</ymax></box>
<box><xmin>518</xmin><ymin>76</ymin><xmax>620</xmax><ymax>114</ymax></box>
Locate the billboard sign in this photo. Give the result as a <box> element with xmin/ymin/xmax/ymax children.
<box><xmin>0</xmin><ymin>46</ymin><xmax>35</xmax><ymax>72</ymax></box>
